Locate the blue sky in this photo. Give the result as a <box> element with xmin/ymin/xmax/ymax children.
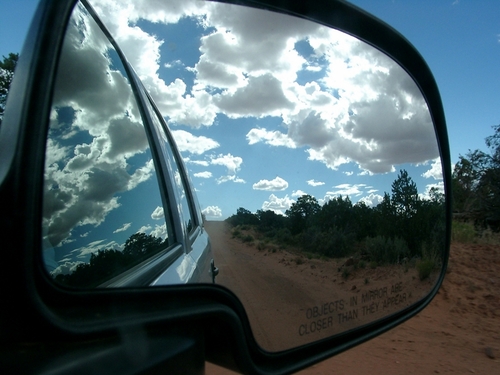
<box><xmin>1</xmin><ymin>0</ymin><xmax>498</xmax><ymax>224</ymax></box>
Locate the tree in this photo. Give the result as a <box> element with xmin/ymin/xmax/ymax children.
<box><xmin>255</xmin><ymin>209</ymin><xmax>285</xmax><ymax>232</ymax></box>
<box><xmin>453</xmin><ymin>125</ymin><xmax>500</xmax><ymax>228</ymax></box>
<box><xmin>226</xmin><ymin>207</ymin><xmax>259</xmax><ymax>226</ymax></box>
<box><xmin>471</xmin><ymin>125</ymin><xmax>500</xmax><ymax>224</ymax></box>
<box><xmin>391</xmin><ymin>169</ymin><xmax>419</xmax><ymax>219</ymax></box>
<box><xmin>452</xmin><ymin>155</ymin><xmax>479</xmax><ymax>213</ymax></box>
<box><xmin>285</xmin><ymin>194</ymin><xmax>320</xmax><ymax>234</ymax></box>
<box><xmin>317</xmin><ymin>195</ymin><xmax>353</xmax><ymax>233</ymax></box>
<box><xmin>123</xmin><ymin>232</ymin><xmax>163</xmax><ymax>258</ymax></box>
<box><xmin>0</xmin><ymin>53</ymin><xmax>18</xmax><ymax>126</ymax></box>
<box><xmin>351</xmin><ymin>200</ymin><xmax>376</xmax><ymax>239</ymax></box>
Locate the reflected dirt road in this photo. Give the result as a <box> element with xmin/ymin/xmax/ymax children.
<box><xmin>205</xmin><ymin>221</ymin><xmax>436</xmax><ymax>352</ymax></box>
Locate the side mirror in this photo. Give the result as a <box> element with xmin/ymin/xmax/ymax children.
<box><xmin>0</xmin><ymin>0</ymin><xmax>450</xmax><ymax>374</ymax></box>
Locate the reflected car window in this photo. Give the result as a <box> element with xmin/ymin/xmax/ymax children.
<box><xmin>42</xmin><ymin>2</ymin><xmax>173</xmax><ymax>287</ymax></box>
<box><xmin>144</xmin><ymin>96</ymin><xmax>195</xmax><ymax>236</ymax></box>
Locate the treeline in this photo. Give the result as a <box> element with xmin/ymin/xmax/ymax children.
<box><xmin>452</xmin><ymin>124</ymin><xmax>500</xmax><ymax>230</ymax></box>
<box><xmin>226</xmin><ymin>170</ymin><xmax>445</xmax><ymax>265</ymax></box>
<box><xmin>54</xmin><ymin>232</ymin><xmax>166</xmax><ymax>288</ymax></box>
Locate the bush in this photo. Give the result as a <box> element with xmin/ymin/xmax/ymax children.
<box><xmin>257</xmin><ymin>242</ymin><xmax>267</xmax><ymax>251</ymax></box>
<box><xmin>365</xmin><ymin>236</ymin><xmax>408</xmax><ymax>264</ymax></box>
<box><xmin>275</xmin><ymin>228</ymin><xmax>293</xmax><ymax>244</ymax></box>
<box><xmin>302</xmin><ymin>227</ymin><xmax>356</xmax><ymax>258</ymax></box>
<box><xmin>451</xmin><ymin>221</ymin><xmax>476</xmax><ymax>243</ymax></box>
<box><xmin>232</xmin><ymin>228</ymin><xmax>241</xmax><ymax>238</ymax></box>
<box><xmin>417</xmin><ymin>258</ymin><xmax>435</xmax><ymax>280</ymax></box>
<box><xmin>341</xmin><ymin>267</ymin><xmax>350</xmax><ymax>280</ymax></box>
<box><xmin>242</xmin><ymin>234</ymin><xmax>254</xmax><ymax>243</ymax></box>
<box><xmin>294</xmin><ymin>257</ymin><xmax>304</xmax><ymax>265</ymax></box>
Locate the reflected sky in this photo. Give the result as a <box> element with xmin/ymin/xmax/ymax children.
<box><xmin>88</xmin><ymin>0</ymin><xmax>443</xmax><ymax>222</ymax></box>
<box><xmin>43</xmin><ymin>3</ymin><xmax>169</xmax><ymax>277</ymax></box>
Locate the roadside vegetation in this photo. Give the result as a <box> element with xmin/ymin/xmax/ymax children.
<box><xmin>451</xmin><ymin>124</ymin><xmax>500</xmax><ymax>245</ymax></box>
<box><xmin>226</xmin><ymin>169</ymin><xmax>445</xmax><ymax>280</ymax></box>
<box><xmin>452</xmin><ymin>124</ymin><xmax>500</xmax><ymax>232</ymax></box>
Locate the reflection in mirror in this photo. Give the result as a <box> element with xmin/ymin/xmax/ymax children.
<box><xmin>43</xmin><ymin>0</ymin><xmax>445</xmax><ymax>351</ymax></box>
<box><xmin>43</xmin><ymin>2</ymin><xmax>175</xmax><ymax>287</ymax></box>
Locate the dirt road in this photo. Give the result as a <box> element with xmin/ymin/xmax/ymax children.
<box><xmin>204</xmin><ymin>221</ymin><xmax>500</xmax><ymax>374</ymax></box>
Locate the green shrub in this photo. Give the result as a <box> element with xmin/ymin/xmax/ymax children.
<box><xmin>303</xmin><ymin>227</ymin><xmax>356</xmax><ymax>258</ymax></box>
<box><xmin>242</xmin><ymin>234</ymin><xmax>254</xmax><ymax>243</ymax></box>
<box><xmin>232</xmin><ymin>228</ymin><xmax>241</xmax><ymax>238</ymax></box>
<box><xmin>341</xmin><ymin>267</ymin><xmax>350</xmax><ymax>280</ymax></box>
<box><xmin>257</xmin><ymin>242</ymin><xmax>266</xmax><ymax>251</ymax></box>
<box><xmin>294</xmin><ymin>257</ymin><xmax>304</xmax><ymax>265</ymax></box>
<box><xmin>451</xmin><ymin>221</ymin><xmax>476</xmax><ymax>243</ymax></box>
<box><xmin>365</xmin><ymin>236</ymin><xmax>408</xmax><ymax>264</ymax></box>
<box><xmin>275</xmin><ymin>228</ymin><xmax>293</xmax><ymax>244</ymax></box>
<box><xmin>417</xmin><ymin>258</ymin><xmax>435</xmax><ymax>280</ymax></box>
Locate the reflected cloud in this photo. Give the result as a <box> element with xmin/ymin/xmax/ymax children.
<box><xmin>43</xmin><ymin>3</ymin><xmax>171</xmax><ymax>286</ymax></box>
<box><xmin>90</xmin><ymin>0</ymin><xmax>436</xmax><ymax>174</ymax></box>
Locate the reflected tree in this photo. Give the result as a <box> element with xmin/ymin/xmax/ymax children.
<box><xmin>226</xmin><ymin>170</ymin><xmax>445</xmax><ymax>267</ymax></box>
<box><xmin>0</xmin><ymin>53</ymin><xmax>18</xmax><ymax>126</ymax></box>
<box><xmin>123</xmin><ymin>232</ymin><xmax>163</xmax><ymax>258</ymax></box>
<box><xmin>54</xmin><ymin>232</ymin><xmax>166</xmax><ymax>288</ymax></box>
<box><xmin>285</xmin><ymin>194</ymin><xmax>320</xmax><ymax>235</ymax></box>
<box><xmin>391</xmin><ymin>169</ymin><xmax>418</xmax><ymax>219</ymax></box>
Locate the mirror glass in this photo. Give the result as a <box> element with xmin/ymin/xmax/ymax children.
<box><xmin>42</xmin><ymin>0</ymin><xmax>445</xmax><ymax>351</ymax></box>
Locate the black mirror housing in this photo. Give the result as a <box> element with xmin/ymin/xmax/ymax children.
<box><xmin>0</xmin><ymin>0</ymin><xmax>450</xmax><ymax>374</ymax></box>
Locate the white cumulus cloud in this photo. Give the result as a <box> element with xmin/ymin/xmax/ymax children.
<box><xmin>202</xmin><ymin>206</ymin><xmax>222</xmax><ymax>218</ymax></box>
<box><xmin>422</xmin><ymin>158</ymin><xmax>443</xmax><ymax>180</ymax></box>
<box><xmin>151</xmin><ymin>206</ymin><xmax>164</xmax><ymax>220</ymax></box>
<box><xmin>171</xmin><ymin>130</ymin><xmax>220</xmax><ymax>155</ymax></box>
<box><xmin>211</xmin><ymin>153</ymin><xmax>243</xmax><ymax>175</ymax></box>
<box><xmin>253</xmin><ymin>176</ymin><xmax>289</xmax><ymax>191</ymax></box>
<box><xmin>307</xmin><ymin>179</ymin><xmax>325</xmax><ymax>187</ymax></box>
<box><xmin>246</xmin><ymin>128</ymin><xmax>296</xmax><ymax>148</ymax></box>
<box><xmin>261</xmin><ymin>194</ymin><xmax>295</xmax><ymax>215</ymax></box>
<box><xmin>194</xmin><ymin>171</ymin><xmax>212</xmax><ymax>178</ymax></box>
